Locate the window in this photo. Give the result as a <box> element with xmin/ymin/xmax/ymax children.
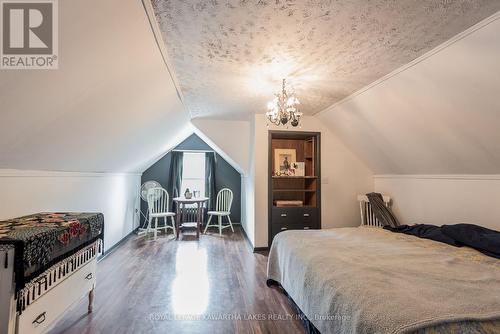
<box><xmin>181</xmin><ymin>152</ymin><xmax>205</xmax><ymax>197</ymax></box>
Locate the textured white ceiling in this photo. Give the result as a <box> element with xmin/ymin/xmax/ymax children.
<box><xmin>152</xmin><ymin>0</ymin><xmax>500</xmax><ymax>120</ymax></box>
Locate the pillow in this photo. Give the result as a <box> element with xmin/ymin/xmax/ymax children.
<box><xmin>442</xmin><ymin>224</ymin><xmax>500</xmax><ymax>259</ymax></box>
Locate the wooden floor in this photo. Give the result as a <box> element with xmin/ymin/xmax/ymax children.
<box><xmin>50</xmin><ymin>226</ymin><xmax>305</xmax><ymax>334</ymax></box>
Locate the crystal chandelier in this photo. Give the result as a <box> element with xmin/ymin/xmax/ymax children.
<box><xmin>266</xmin><ymin>79</ymin><xmax>302</xmax><ymax>127</ymax></box>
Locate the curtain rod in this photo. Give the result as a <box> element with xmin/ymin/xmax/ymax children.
<box><xmin>172</xmin><ymin>149</ymin><xmax>214</xmax><ymax>153</ymax></box>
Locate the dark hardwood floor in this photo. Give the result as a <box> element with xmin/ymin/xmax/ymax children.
<box><xmin>50</xmin><ymin>226</ymin><xmax>305</xmax><ymax>334</ymax></box>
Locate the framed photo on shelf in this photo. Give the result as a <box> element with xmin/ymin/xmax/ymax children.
<box><xmin>293</xmin><ymin>162</ymin><xmax>305</xmax><ymax>176</ymax></box>
<box><xmin>274</xmin><ymin>149</ymin><xmax>296</xmax><ymax>175</ymax></box>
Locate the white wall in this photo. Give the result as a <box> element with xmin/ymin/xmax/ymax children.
<box><xmin>192</xmin><ymin>119</ymin><xmax>251</xmax><ymax>174</ymax></box>
<box><xmin>240</xmin><ymin>175</ymin><xmax>255</xmax><ymax>246</ymax></box>
<box><xmin>243</xmin><ymin>117</ymin><xmax>257</xmax><ymax>246</ymax></box>
<box><xmin>375</xmin><ymin>175</ymin><xmax>500</xmax><ymax>231</ymax></box>
<box><xmin>0</xmin><ymin>170</ymin><xmax>141</xmax><ymax>250</ymax></box>
<box><xmin>253</xmin><ymin>114</ymin><xmax>374</xmax><ymax>248</ymax></box>
<box><xmin>314</xmin><ymin>13</ymin><xmax>500</xmax><ymax>234</ymax></box>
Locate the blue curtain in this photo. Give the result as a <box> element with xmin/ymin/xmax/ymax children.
<box><xmin>205</xmin><ymin>152</ymin><xmax>216</xmax><ymax>211</ymax></box>
<box><xmin>167</xmin><ymin>151</ymin><xmax>183</xmax><ymax>209</ymax></box>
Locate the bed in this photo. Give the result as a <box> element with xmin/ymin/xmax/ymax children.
<box><xmin>267</xmin><ymin>197</ymin><xmax>500</xmax><ymax>334</ymax></box>
<box><xmin>0</xmin><ymin>212</ymin><xmax>104</xmax><ymax>334</ymax></box>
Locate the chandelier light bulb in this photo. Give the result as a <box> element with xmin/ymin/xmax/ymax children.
<box><xmin>286</xmin><ymin>96</ymin><xmax>297</xmax><ymax>106</ymax></box>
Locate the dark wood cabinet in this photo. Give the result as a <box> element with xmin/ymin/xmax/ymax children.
<box><xmin>268</xmin><ymin>131</ymin><xmax>321</xmax><ymax>247</ymax></box>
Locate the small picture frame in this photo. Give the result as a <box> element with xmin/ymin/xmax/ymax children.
<box><xmin>294</xmin><ymin>162</ymin><xmax>305</xmax><ymax>176</ymax></box>
<box><xmin>274</xmin><ymin>149</ymin><xmax>296</xmax><ymax>175</ymax></box>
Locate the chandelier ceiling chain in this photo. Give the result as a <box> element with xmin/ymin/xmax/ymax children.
<box><xmin>265</xmin><ymin>78</ymin><xmax>302</xmax><ymax>128</ymax></box>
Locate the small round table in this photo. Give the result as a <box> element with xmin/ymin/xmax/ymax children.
<box><xmin>173</xmin><ymin>197</ymin><xmax>209</xmax><ymax>239</ymax></box>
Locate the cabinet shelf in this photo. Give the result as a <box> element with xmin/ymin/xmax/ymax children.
<box><xmin>273</xmin><ymin>189</ymin><xmax>316</xmax><ymax>192</ymax></box>
<box><xmin>272</xmin><ymin>176</ymin><xmax>318</xmax><ymax>179</ymax></box>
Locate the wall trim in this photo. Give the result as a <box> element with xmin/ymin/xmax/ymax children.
<box><xmin>98</xmin><ymin>228</ymin><xmax>138</xmax><ymax>262</ymax></box>
<box><xmin>239</xmin><ymin>223</ymin><xmax>255</xmax><ymax>251</ymax></box>
<box><xmin>374</xmin><ymin>174</ymin><xmax>500</xmax><ymax>181</ymax></box>
<box><xmin>141</xmin><ymin>0</ymin><xmax>188</xmax><ymax>113</ymax></box>
<box><xmin>0</xmin><ymin>169</ymin><xmax>141</xmax><ymax>178</ymax></box>
<box><xmin>316</xmin><ymin>10</ymin><xmax>500</xmax><ymax>116</ymax></box>
<box><xmin>239</xmin><ymin>223</ymin><xmax>268</xmax><ymax>254</ymax></box>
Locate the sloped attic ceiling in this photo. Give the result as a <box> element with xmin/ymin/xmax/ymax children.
<box><xmin>0</xmin><ymin>0</ymin><xmax>190</xmax><ymax>173</ymax></box>
<box><xmin>318</xmin><ymin>14</ymin><xmax>500</xmax><ymax>175</ymax></box>
<box><xmin>151</xmin><ymin>0</ymin><xmax>500</xmax><ymax>119</ymax></box>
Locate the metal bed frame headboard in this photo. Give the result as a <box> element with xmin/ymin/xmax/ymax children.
<box><xmin>357</xmin><ymin>195</ymin><xmax>391</xmax><ymax>227</ymax></box>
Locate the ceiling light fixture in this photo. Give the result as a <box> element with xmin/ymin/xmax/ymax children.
<box><xmin>265</xmin><ymin>79</ymin><xmax>302</xmax><ymax>128</ymax></box>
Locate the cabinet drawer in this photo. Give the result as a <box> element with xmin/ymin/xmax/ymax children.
<box><xmin>272</xmin><ymin>221</ymin><xmax>315</xmax><ymax>236</ymax></box>
<box><xmin>271</xmin><ymin>207</ymin><xmax>319</xmax><ymax>242</ymax></box>
<box><xmin>299</xmin><ymin>208</ymin><xmax>317</xmax><ymax>226</ymax></box>
<box><xmin>17</xmin><ymin>260</ymin><xmax>96</xmax><ymax>334</ymax></box>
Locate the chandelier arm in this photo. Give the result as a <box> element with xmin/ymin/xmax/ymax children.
<box><xmin>265</xmin><ymin>78</ymin><xmax>301</xmax><ymax>128</ymax></box>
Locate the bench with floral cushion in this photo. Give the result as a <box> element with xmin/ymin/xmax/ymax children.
<box><xmin>0</xmin><ymin>212</ymin><xmax>104</xmax><ymax>299</ymax></box>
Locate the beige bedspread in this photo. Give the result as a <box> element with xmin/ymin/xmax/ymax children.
<box><xmin>267</xmin><ymin>227</ymin><xmax>500</xmax><ymax>334</ymax></box>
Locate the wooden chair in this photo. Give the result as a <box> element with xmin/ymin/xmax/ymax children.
<box><xmin>203</xmin><ymin>188</ymin><xmax>234</xmax><ymax>236</ymax></box>
<box><xmin>146</xmin><ymin>187</ymin><xmax>176</xmax><ymax>240</ymax></box>
<box><xmin>357</xmin><ymin>194</ymin><xmax>391</xmax><ymax>227</ymax></box>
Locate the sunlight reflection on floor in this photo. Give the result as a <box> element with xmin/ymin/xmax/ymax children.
<box><xmin>171</xmin><ymin>242</ymin><xmax>210</xmax><ymax>315</ymax></box>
